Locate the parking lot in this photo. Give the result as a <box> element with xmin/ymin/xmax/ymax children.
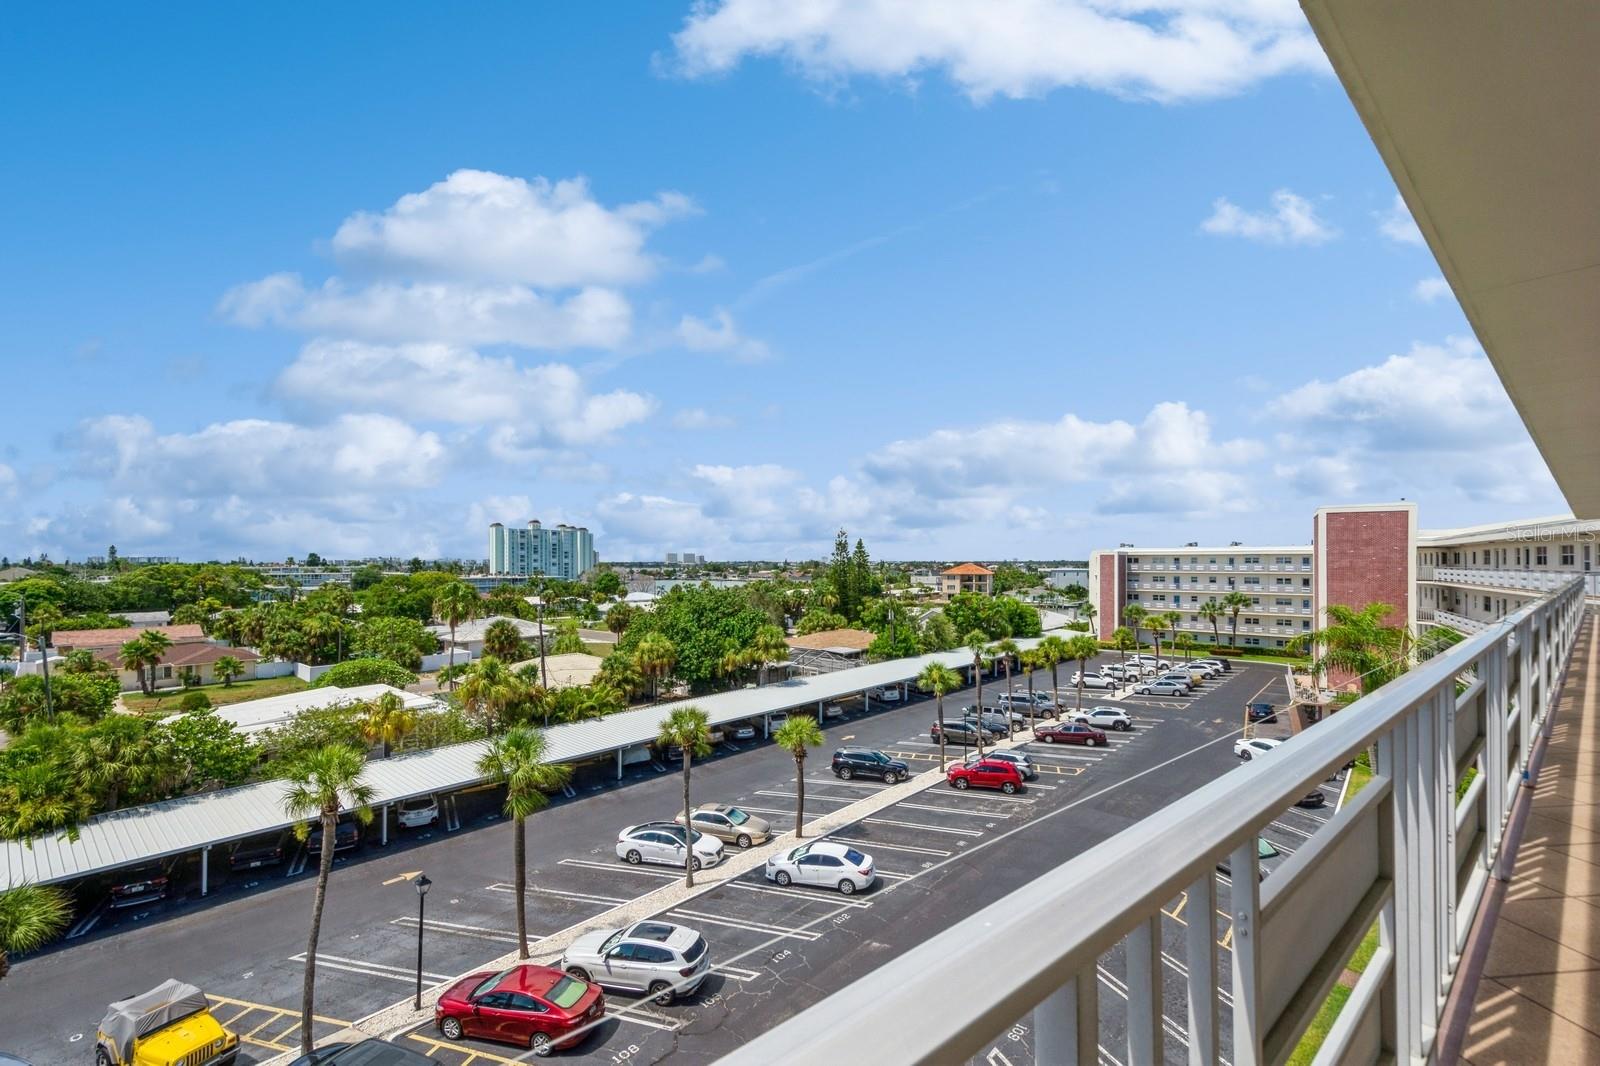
<box><xmin>1</xmin><ymin>655</ymin><xmax>1315</xmax><ymax>1066</ymax></box>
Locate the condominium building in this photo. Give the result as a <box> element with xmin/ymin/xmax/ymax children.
<box><xmin>1417</xmin><ymin>515</ymin><xmax>1600</xmax><ymax>633</ymax></box>
<box><xmin>1088</xmin><ymin>502</ymin><xmax>1417</xmax><ymax>649</ymax></box>
<box><xmin>940</xmin><ymin>562</ymin><xmax>995</xmax><ymax>597</ymax></box>
<box><xmin>487</xmin><ymin>520</ymin><xmax>597</xmax><ymax>581</ymax></box>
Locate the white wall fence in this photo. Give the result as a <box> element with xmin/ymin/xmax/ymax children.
<box><xmin>718</xmin><ymin>577</ymin><xmax>1587</xmax><ymax>1066</ymax></box>
<box><xmin>254</xmin><ymin>660</ymin><xmax>296</xmax><ymax>680</ymax></box>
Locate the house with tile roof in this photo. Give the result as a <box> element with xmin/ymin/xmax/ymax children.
<box><xmin>940</xmin><ymin>563</ymin><xmax>995</xmax><ymax>597</ymax></box>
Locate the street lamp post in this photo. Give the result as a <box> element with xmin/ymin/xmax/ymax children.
<box><xmin>413</xmin><ymin>872</ymin><xmax>432</xmax><ymax>1010</ymax></box>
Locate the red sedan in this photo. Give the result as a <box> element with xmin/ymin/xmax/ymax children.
<box><xmin>1033</xmin><ymin>722</ymin><xmax>1109</xmax><ymax>747</ymax></box>
<box><xmin>436</xmin><ymin>963</ymin><xmax>604</xmax><ymax>1055</ymax></box>
<box><xmin>947</xmin><ymin>759</ymin><xmax>1024</xmax><ymax>794</ymax></box>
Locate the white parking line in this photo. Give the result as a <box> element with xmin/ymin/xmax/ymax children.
<box><xmin>668</xmin><ymin>909</ymin><xmax>823</xmax><ymax>941</ymax></box>
<box><xmin>489</xmin><ymin>881</ymin><xmax>633</xmax><ymax>906</ymax></box>
<box><xmin>291</xmin><ymin>952</ymin><xmax>453</xmax><ymax>985</ymax></box>
<box><xmin>1016</xmin><ymin>747</ymin><xmax>1107</xmax><ymax>763</ymax></box>
<box><xmin>713</xmin><ymin>964</ymin><xmax>763</xmax><ymax>982</ymax></box>
<box><xmin>829</xmin><ymin>837</ymin><xmax>951</xmax><ymax>857</ymax></box>
<box><xmin>897</xmin><ymin>800</ymin><xmax>1016</xmax><ymax>818</ymax></box>
<box><xmin>757</xmin><ymin>789</ymin><xmax>851</xmax><ymax>804</ymax></box>
<box><xmin>799</xmin><ymin>777</ymin><xmax>892</xmax><ymax>791</ymax></box>
<box><xmin>390</xmin><ymin>917</ymin><xmax>524</xmax><ymax>944</ymax></box>
<box><xmin>1268</xmin><ymin>818</ymin><xmax>1315</xmax><ymax>841</ymax></box>
<box><xmin>862</xmin><ymin>816</ymin><xmax>984</xmax><ymax>837</ymax></box>
<box><xmin>730</xmin><ymin>881</ymin><xmax>875</xmax><ymax>908</ymax></box>
<box><xmin>556</xmin><ymin>858</ymin><xmax>681</xmax><ymax>881</ymax></box>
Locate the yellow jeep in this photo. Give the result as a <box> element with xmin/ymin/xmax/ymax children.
<box><xmin>95</xmin><ymin>979</ymin><xmax>238</xmax><ymax>1066</ymax></box>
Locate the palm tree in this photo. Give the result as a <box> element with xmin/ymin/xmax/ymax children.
<box><xmin>657</xmin><ymin>707</ymin><xmax>713</xmax><ymax>887</ymax></box>
<box><xmin>1018</xmin><ymin>649</ymin><xmax>1043</xmax><ymax>733</ymax></box>
<box><xmin>634</xmin><ymin>634</ymin><xmax>677</xmax><ymax>700</ymax></box>
<box><xmin>1222</xmin><ymin>591</ymin><xmax>1252</xmax><ymax>648</ymax></box>
<box><xmin>1198</xmin><ymin>601</ymin><xmax>1225</xmax><ymax>649</ymax></box>
<box><xmin>119</xmin><ymin>639</ymin><xmax>151</xmax><ymax>695</ymax></box>
<box><xmin>917</xmin><ymin>662</ymin><xmax>963</xmax><ymax>771</ymax></box>
<box><xmin>1289</xmin><ymin>602</ymin><xmax>1410</xmax><ymax>695</ymax></box>
<box><xmin>360</xmin><ymin>691</ymin><xmax>417</xmax><ymax>759</ymax></box>
<box><xmin>598</xmin><ymin>653</ymin><xmax>644</xmax><ymax>702</ymax></box>
<box><xmin>458</xmin><ymin>656</ymin><xmax>524</xmax><ymax>732</ymax></box>
<box><xmin>214</xmin><ymin>654</ymin><xmax>245</xmax><ymax>687</ymax></box>
<box><xmin>1080</xmin><ymin>602</ymin><xmax>1097</xmax><ymax>635</ymax></box>
<box><xmin>0</xmin><ymin>882</ymin><xmax>70</xmax><ymax>983</ymax></box>
<box><xmin>964</xmin><ymin>631</ymin><xmax>991</xmax><ymax>755</ymax></box>
<box><xmin>302</xmin><ymin>612</ymin><xmax>343</xmax><ymax>666</ymax></box>
<box><xmin>748</xmin><ymin>624</ymin><xmax>791</xmax><ymax>687</ymax></box>
<box><xmin>72</xmin><ymin>716</ymin><xmax>183</xmax><ymax>811</ymax></box>
<box><xmin>1065</xmin><ymin>634</ymin><xmax>1100</xmax><ymax>712</ymax></box>
<box><xmin>1039</xmin><ymin>635</ymin><xmax>1070</xmax><ymax>718</ymax></box>
<box><xmin>1174</xmin><ymin>633</ymin><xmax>1197</xmax><ymax>660</ymax></box>
<box><xmin>482</xmin><ymin>618</ymin><xmax>525</xmax><ymax>662</ymax></box>
<box><xmin>990</xmin><ymin>638</ymin><xmax>1021</xmax><ymax>738</ymax></box>
<box><xmin>477</xmin><ymin>727</ymin><xmax>570</xmax><ymax>958</ymax></box>
<box><xmin>1122</xmin><ymin>604</ymin><xmax>1148</xmax><ymax>650</ymax></box>
<box><xmin>576</xmin><ymin>681</ymin><xmax>624</xmax><ymax>721</ymax></box>
<box><xmin>1111</xmin><ymin>626</ymin><xmax>1136</xmax><ymax>680</ymax></box>
<box><xmin>138</xmin><ymin>629</ymin><xmax>172</xmax><ymax>693</ymax></box>
<box><xmin>282</xmin><ymin>744</ymin><xmax>373</xmax><ymax>1056</ymax></box>
<box><xmin>1160</xmin><ymin>612</ymin><xmax>1182</xmax><ymax>660</ymax></box>
<box><xmin>432</xmin><ymin>580</ymin><xmax>480</xmax><ymax>690</ymax></box>
<box><xmin>716</xmin><ymin>643</ymin><xmax>748</xmax><ymax>688</ymax></box>
<box><xmin>773</xmin><ymin>715</ymin><xmax>824</xmax><ymax>838</ymax></box>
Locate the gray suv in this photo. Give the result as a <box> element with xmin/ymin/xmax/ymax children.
<box><xmin>561</xmin><ymin>920</ymin><xmax>711</xmax><ymax>1005</ymax></box>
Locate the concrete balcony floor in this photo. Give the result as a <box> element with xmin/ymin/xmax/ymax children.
<box><xmin>1444</xmin><ymin>614</ymin><xmax>1600</xmax><ymax>1064</ymax></box>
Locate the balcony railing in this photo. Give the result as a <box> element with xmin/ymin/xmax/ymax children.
<box><xmin>1428</xmin><ymin>565</ymin><xmax>1600</xmax><ymax>598</ymax></box>
<box><xmin>1434</xmin><ymin>608</ymin><xmax>1490</xmax><ymax>634</ymax></box>
<box><xmin>719</xmin><ymin>577</ymin><xmax>1586</xmax><ymax>1066</ymax></box>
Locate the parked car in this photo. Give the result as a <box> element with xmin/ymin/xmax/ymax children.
<box><xmin>228</xmin><ymin>830</ymin><xmax>291</xmax><ymax>871</ymax></box>
<box><xmin>1296</xmin><ymin>789</ymin><xmax>1328</xmax><ymax>809</ymax></box>
<box><xmin>290</xmin><ymin>1040</ymin><xmax>440</xmax><ymax>1065</ymax></box>
<box><xmin>561</xmin><ymin>920</ymin><xmax>710</xmax><ymax>1004</ymax></box>
<box><xmin>766</xmin><ymin>841</ymin><xmax>875</xmax><ymax>895</ymax></box>
<box><xmin>1070</xmin><ymin>672</ymin><xmax>1116</xmax><ymax>690</ymax></box>
<box><xmin>870</xmin><ymin>686</ymin><xmax>902</xmax><ymax>702</ymax></box>
<box><xmin>1247</xmin><ymin>702</ymin><xmax>1279</xmax><ymax>723</ymax></box>
<box><xmin>1130</xmin><ymin>655</ymin><xmax>1172</xmax><ymax>670</ymax></box>
<box><xmin>1033</xmin><ymin>722</ymin><xmax>1109</xmax><ymax>747</ymax></box>
<box><xmin>615</xmin><ymin>822</ymin><xmax>724</xmax><ymax>870</ymax></box>
<box><xmin>994</xmin><ymin>693</ymin><xmax>1043</xmax><ymax>716</ymax></box>
<box><xmin>1196</xmin><ymin>658</ymin><xmax>1231</xmax><ymax>673</ymax></box>
<box><xmin>963</xmin><ymin>749</ymin><xmax>1036</xmax><ymax>780</ymax></box>
<box><xmin>1171</xmin><ymin>666</ymin><xmax>1212</xmax><ymax>684</ymax></box>
<box><xmin>822</xmin><ymin>703</ymin><xmax>847</xmax><ymax>719</ymax></box>
<box><xmin>831</xmin><ymin>748</ymin><xmax>910</xmax><ymax>784</ymax></box>
<box><xmin>106</xmin><ymin>859</ymin><xmax>176</xmax><ymax>910</ymax></box>
<box><xmin>305</xmin><ymin>816</ymin><xmax>361</xmax><ymax>855</ymax></box>
<box><xmin>1135</xmin><ymin>680</ymin><xmax>1189</xmax><ymax>697</ymax></box>
<box><xmin>1072</xmin><ymin>706</ymin><xmax>1132</xmax><ymax>731</ymax></box>
<box><xmin>1100</xmin><ymin>664</ymin><xmax>1131</xmax><ymax>681</ymax></box>
<box><xmin>1159</xmin><ymin>672</ymin><xmax>1200</xmax><ymax>690</ymax></box>
<box><xmin>396</xmin><ymin>795</ymin><xmax>440</xmax><ymax>829</ymax></box>
<box><xmin>96</xmin><ymin>980</ymin><xmax>240</xmax><ymax>1066</ymax></box>
<box><xmin>435</xmin><ymin>964</ymin><xmax>604</xmax><ymax>1055</ymax></box>
<box><xmin>729</xmin><ymin>720</ymin><xmax>759</xmax><ymax>741</ymax></box>
<box><xmin>1234</xmin><ymin>737</ymin><xmax>1283</xmax><ymax>760</ymax></box>
<box><xmin>1215</xmin><ymin>837</ymin><xmax>1282</xmax><ymax>881</ymax></box>
<box><xmin>947</xmin><ymin>758</ymin><xmax>1025</xmax><ymax>794</ymax></box>
<box><xmin>932</xmin><ymin>719</ymin><xmax>993</xmax><ymax>745</ymax></box>
<box><xmin>962</xmin><ymin>708</ymin><xmax>1017</xmax><ymax>733</ymax></box>
<box><xmin>675</xmin><ymin>803</ymin><xmax>771</xmax><ymax>848</ymax></box>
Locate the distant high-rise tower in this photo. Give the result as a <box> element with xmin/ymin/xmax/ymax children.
<box><xmin>665</xmin><ymin>552</ymin><xmax>680</xmax><ymax>565</ymax></box>
<box><xmin>487</xmin><ymin>520</ymin><xmax>597</xmax><ymax>580</ymax></box>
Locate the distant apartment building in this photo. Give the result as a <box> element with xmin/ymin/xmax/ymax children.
<box><xmin>941</xmin><ymin>563</ymin><xmax>995</xmax><ymax>597</ymax></box>
<box><xmin>1417</xmin><ymin>515</ymin><xmax>1600</xmax><ymax>633</ymax></box>
<box><xmin>1089</xmin><ymin>502</ymin><xmax>1417</xmax><ymax>650</ymax></box>
<box><xmin>487</xmin><ymin>520</ymin><xmax>597</xmax><ymax>581</ymax></box>
<box><xmin>1043</xmin><ymin>565</ymin><xmax>1089</xmax><ymax>590</ymax></box>
<box><xmin>665</xmin><ymin>552</ymin><xmax>680</xmax><ymax>565</ymax></box>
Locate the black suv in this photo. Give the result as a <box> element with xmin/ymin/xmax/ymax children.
<box><xmin>831</xmin><ymin>748</ymin><xmax>910</xmax><ymax>784</ymax></box>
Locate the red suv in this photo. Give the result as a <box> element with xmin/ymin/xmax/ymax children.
<box><xmin>436</xmin><ymin>964</ymin><xmax>604</xmax><ymax>1055</ymax></box>
<box><xmin>947</xmin><ymin>759</ymin><xmax>1024</xmax><ymax>794</ymax></box>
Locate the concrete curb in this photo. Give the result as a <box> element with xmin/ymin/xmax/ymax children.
<box><xmin>261</xmin><ymin>727</ymin><xmax>1049</xmax><ymax>1062</ymax></box>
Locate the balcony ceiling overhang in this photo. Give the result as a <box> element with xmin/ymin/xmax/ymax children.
<box><xmin>1302</xmin><ymin>1</ymin><xmax>1600</xmax><ymax>517</ymax></box>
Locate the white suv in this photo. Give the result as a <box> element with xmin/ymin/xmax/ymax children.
<box><xmin>1070</xmin><ymin>672</ymin><xmax>1116</xmax><ymax>690</ymax></box>
<box><xmin>616</xmin><ymin>822</ymin><xmax>725</xmax><ymax>870</ymax></box>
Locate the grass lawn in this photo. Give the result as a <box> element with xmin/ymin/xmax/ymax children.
<box><xmin>123</xmin><ymin>675</ymin><xmax>309</xmax><ymax>714</ymax></box>
<box><xmin>1345</xmin><ymin>754</ymin><xmax>1374</xmax><ymax>801</ymax></box>
<box><xmin>1287</xmin><ymin>920</ymin><xmax>1382</xmax><ymax>1064</ymax></box>
<box><xmin>581</xmin><ymin>641</ymin><xmax>614</xmax><ymax>658</ymax></box>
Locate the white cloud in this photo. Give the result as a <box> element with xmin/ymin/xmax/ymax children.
<box><xmin>1412</xmin><ymin>276</ymin><xmax>1451</xmax><ymax>303</ymax></box>
<box><xmin>675</xmin><ymin>309</ymin><xmax>771</xmax><ymax>362</ymax></box>
<box><xmin>331</xmin><ymin>169</ymin><xmax>696</xmax><ymax>287</ymax></box>
<box><xmin>1376</xmin><ymin>194</ymin><xmax>1424</xmax><ymax>246</ymax></box>
<box><xmin>219</xmin><ymin>274</ymin><xmax>632</xmax><ymax>349</ymax></box>
<box><xmin>0</xmin><ymin>463</ymin><xmax>16</xmax><ymax>500</ymax></box>
<box><xmin>671</xmin><ymin>407</ymin><xmax>736</xmax><ymax>430</ymax></box>
<box><xmin>668</xmin><ymin>0</ymin><xmax>1326</xmax><ymax>104</ymax></box>
<box><xmin>1201</xmin><ymin>189</ymin><xmax>1336</xmax><ymax>245</ymax></box>
<box><xmin>277</xmin><ymin>340</ymin><xmax>655</xmax><ymax>448</ymax></box>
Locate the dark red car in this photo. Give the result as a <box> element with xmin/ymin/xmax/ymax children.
<box><xmin>436</xmin><ymin>964</ymin><xmax>604</xmax><ymax>1055</ymax></box>
<box><xmin>1033</xmin><ymin>722</ymin><xmax>1108</xmax><ymax>747</ymax></box>
<box><xmin>947</xmin><ymin>759</ymin><xmax>1024</xmax><ymax>794</ymax></box>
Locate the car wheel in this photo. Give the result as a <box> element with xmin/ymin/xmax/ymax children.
<box><xmin>839</xmin><ymin>766</ymin><xmax>853</xmax><ymax>780</ymax></box>
<box><xmin>566</xmin><ymin>966</ymin><xmax>591</xmax><ymax>982</ymax></box>
<box><xmin>97</xmin><ymin>1049</ymin><xmax>115</xmax><ymax>1066</ymax></box>
<box><xmin>1044</xmin><ymin>735</ymin><xmax>1055</xmax><ymax>743</ymax></box>
<box><xmin>625</xmin><ymin>849</ymin><xmax>642</xmax><ymax>865</ymax></box>
<box><xmin>530</xmin><ymin>1032</ymin><xmax>552</xmax><ymax>1056</ymax></box>
<box><xmin>649</xmin><ymin>980</ymin><xmax>674</xmax><ymax>1005</ymax></box>
<box><xmin>1001</xmin><ymin>782</ymin><xmax>1018</xmax><ymax>795</ymax></box>
<box><xmin>1240</xmin><ymin>751</ymin><xmax>1252</xmax><ymax>761</ymax></box>
<box><xmin>441</xmin><ymin>1016</ymin><xmax>464</xmax><ymax>1040</ymax></box>
<box><xmin>1117</xmin><ymin>722</ymin><xmax>1129</xmax><ymax>731</ymax></box>
<box><xmin>691</xmin><ymin>856</ymin><xmax>703</xmax><ymax>872</ymax></box>
<box><xmin>736</xmin><ymin>833</ymin><xmax>752</xmax><ymax>849</ymax></box>
<box><xmin>952</xmin><ymin>777</ymin><xmax>969</xmax><ymax>789</ymax></box>
<box><xmin>775</xmin><ymin>870</ymin><xmax>792</xmax><ymax>886</ymax></box>
<box><xmin>838</xmin><ymin>878</ymin><xmax>857</xmax><ymax>895</ymax></box>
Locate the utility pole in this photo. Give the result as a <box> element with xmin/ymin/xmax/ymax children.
<box><xmin>19</xmin><ymin>597</ymin><xmax>53</xmax><ymax>720</ymax></box>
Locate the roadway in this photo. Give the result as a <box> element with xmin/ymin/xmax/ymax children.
<box><xmin>0</xmin><ymin>654</ymin><xmax>1305</xmax><ymax>1066</ymax></box>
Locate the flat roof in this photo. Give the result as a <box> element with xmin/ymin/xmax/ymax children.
<box><xmin>205</xmin><ymin>684</ymin><xmax>441</xmax><ymax>736</ymax></box>
<box><xmin>0</xmin><ymin>640</ymin><xmax>1046</xmax><ymax>886</ymax></box>
<box><xmin>1101</xmin><ymin>546</ymin><xmax>1312</xmax><ymax>556</ymax></box>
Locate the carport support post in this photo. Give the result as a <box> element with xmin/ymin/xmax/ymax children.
<box><xmin>763</xmin><ymin>714</ymin><xmax>770</xmax><ymax>739</ymax></box>
<box><xmin>381</xmin><ymin>804</ymin><xmax>389</xmax><ymax>847</ymax></box>
<box><xmin>200</xmin><ymin>846</ymin><xmax>210</xmax><ymax>896</ymax></box>
<box><xmin>817</xmin><ymin>699</ymin><xmax>824</xmax><ymax>725</ymax></box>
<box><xmin>863</xmin><ymin>689</ymin><xmax>870</xmax><ymax>713</ymax></box>
<box><xmin>616</xmin><ymin>748</ymin><xmax>624</xmax><ymax>781</ymax></box>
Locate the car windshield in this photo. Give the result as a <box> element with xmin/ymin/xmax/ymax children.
<box><xmin>600</xmin><ymin>929</ymin><xmax>626</xmax><ymax>952</ymax></box>
<box><xmin>545</xmin><ymin>976</ymin><xmax>589</xmax><ymax>1009</ymax></box>
<box><xmin>725</xmin><ymin>807</ymin><xmax>749</xmax><ymax>825</ymax></box>
<box><xmin>473</xmin><ymin>968</ymin><xmax>515</xmax><ymax>998</ymax></box>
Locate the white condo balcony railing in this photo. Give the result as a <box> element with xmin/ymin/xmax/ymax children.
<box><xmin>718</xmin><ymin>577</ymin><xmax>1587</xmax><ymax>1066</ymax></box>
<box><xmin>1428</xmin><ymin>565</ymin><xmax>1600</xmax><ymax>599</ymax></box>
<box><xmin>1433</xmin><ymin>609</ymin><xmax>1490</xmax><ymax>635</ymax></box>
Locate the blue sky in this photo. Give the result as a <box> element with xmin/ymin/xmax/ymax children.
<box><xmin>0</xmin><ymin>2</ymin><xmax>1566</xmax><ymax>563</ymax></box>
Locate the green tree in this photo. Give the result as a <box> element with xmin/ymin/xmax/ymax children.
<box><xmin>0</xmin><ymin>673</ymin><xmax>117</xmax><ymax>733</ymax></box>
<box><xmin>598</xmin><ymin>653</ymin><xmax>645</xmax><ymax>701</ymax></box>
<box><xmin>311</xmin><ymin>658</ymin><xmax>418</xmax><ymax>690</ymax></box>
<box><xmin>1079</xmin><ymin>602</ymin><xmax>1097</xmax><ymax>635</ymax></box>
<box><xmin>163</xmin><ymin>711</ymin><xmax>259</xmax><ymax>788</ymax></box>
<box><xmin>796</xmin><ymin>610</ymin><xmax>848</xmax><ymax>635</ymax></box>
<box><xmin>301</xmin><ymin>611</ymin><xmax>345</xmax><ymax>666</ymax></box>
<box><xmin>1064</xmin><ymin>634</ymin><xmax>1101</xmax><ymax>712</ymax></box>
<box><xmin>1222</xmin><ymin>591</ymin><xmax>1252</xmax><ymax>648</ymax></box>
<box><xmin>359</xmin><ymin>691</ymin><xmax>417</xmax><ymax>759</ymax></box>
<box><xmin>1198</xmin><ymin>600</ymin><xmax>1225</xmax><ymax>648</ymax></box>
<box><xmin>482</xmin><ymin>618</ymin><xmax>526</xmax><ymax>662</ymax></box>
<box><xmin>1112</xmin><ymin>626</ymin><xmax>1137</xmax><ymax>680</ymax></box>
<box><xmin>615</xmin><ymin>584</ymin><xmax>766</xmax><ymax>688</ymax></box>
<box><xmin>551</xmin><ymin>617</ymin><xmax>585</xmax><ymax>655</ymax></box>
<box><xmin>1018</xmin><ymin>648</ymin><xmax>1044</xmax><ymax>731</ymax></box>
<box><xmin>990</xmin><ymin>638</ymin><xmax>1021</xmax><ymax>738</ymax></box>
<box><xmin>605</xmin><ymin>602</ymin><xmax>636</xmax><ymax>636</ymax></box>
<box><xmin>476</xmin><ymin>726</ymin><xmax>569</xmax><ymax>958</ymax></box>
<box><xmin>72</xmin><ymin>715</ymin><xmax>185</xmax><ymax>811</ymax></box>
<box><xmin>1174</xmin><ymin>633</ymin><xmax>1197</xmax><ymax>660</ymax></box>
<box><xmin>773</xmin><ymin>715</ymin><xmax>824</xmax><ymax>839</ymax></box>
<box><xmin>634</xmin><ymin>633</ymin><xmax>678</xmax><ymax>700</ymax></box>
<box><xmin>917</xmin><ymin>661</ymin><xmax>963</xmax><ymax>771</ymax></box>
<box><xmin>0</xmin><ymin>724</ymin><xmax>94</xmax><ymax>841</ymax></box>
<box><xmin>282</xmin><ymin>745</ymin><xmax>374</xmax><ymax>1056</ymax></box>
<box><xmin>1122</xmin><ymin>604</ymin><xmax>1149</xmax><ymax>648</ymax></box>
<box><xmin>432</xmin><ymin>581</ymin><xmax>480</xmax><ymax>690</ymax></box>
<box><xmin>590</xmin><ymin>570</ymin><xmax>624</xmax><ymax>598</ymax></box>
<box><xmin>139</xmin><ymin>629</ymin><xmax>173</xmax><ymax>692</ymax></box>
<box><xmin>656</xmin><ymin>707</ymin><xmax>713</xmax><ymax>887</ymax></box>
<box><xmin>214</xmin><ymin>655</ymin><xmax>245</xmax><ymax>687</ymax></box>
<box><xmin>919</xmin><ymin>612</ymin><xmax>958</xmax><ymax>653</ymax></box>
<box><xmin>1289</xmin><ymin>602</ymin><xmax>1410</xmax><ymax>695</ymax></box>
<box><xmin>1039</xmin><ymin>635</ymin><xmax>1070</xmax><ymax>717</ymax></box>
<box><xmin>747</xmin><ymin>624</ymin><xmax>790</xmax><ymax>686</ymax></box>
<box><xmin>349</xmin><ymin>616</ymin><xmax>437</xmax><ymax>671</ymax></box>
<box><xmin>458</xmin><ymin>656</ymin><xmax>524</xmax><ymax>732</ymax></box>
<box><xmin>118</xmin><ymin>638</ymin><xmax>151</xmax><ymax>696</ymax></box>
<box><xmin>0</xmin><ymin>883</ymin><xmax>70</xmax><ymax>983</ymax></box>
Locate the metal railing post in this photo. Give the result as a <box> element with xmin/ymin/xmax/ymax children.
<box><xmin>1229</xmin><ymin>839</ymin><xmax>1263</xmax><ymax>1066</ymax></box>
<box><xmin>1036</xmin><ymin>968</ymin><xmax>1100</xmax><ymax>1066</ymax></box>
<box><xmin>1127</xmin><ymin>914</ymin><xmax>1164</xmax><ymax>1066</ymax></box>
<box><xmin>1184</xmin><ymin>874</ymin><xmax>1219</xmax><ymax>1066</ymax></box>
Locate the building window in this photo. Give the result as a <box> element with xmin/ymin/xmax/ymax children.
<box><xmin>1244</xmin><ymin>616</ymin><xmax>1260</xmax><ymax>625</ymax></box>
<box><xmin>1302</xmin><ymin>578</ymin><xmax>1311</xmax><ymax>588</ymax></box>
<box><xmin>1537</xmin><ymin>546</ymin><xmax>1549</xmax><ymax>565</ymax></box>
<box><xmin>1302</xmin><ymin>620</ymin><xmax>1311</xmax><ymax>630</ymax></box>
<box><xmin>1562</xmin><ymin>544</ymin><xmax>1575</xmax><ymax>566</ymax></box>
<box><xmin>1244</xmin><ymin>637</ymin><xmax>1261</xmax><ymax>646</ymax></box>
<box><xmin>1302</xmin><ymin>599</ymin><xmax>1311</xmax><ymax>609</ymax></box>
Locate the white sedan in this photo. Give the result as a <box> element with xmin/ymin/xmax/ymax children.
<box><xmin>1234</xmin><ymin>737</ymin><xmax>1284</xmax><ymax>761</ymax></box>
<box><xmin>1070</xmin><ymin>672</ymin><xmax>1117</xmax><ymax>690</ymax></box>
<box><xmin>1072</xmin><ymin>706</ymin><xmax>1132</xmax><ymax>731</ymax></box>
<box><xmin>616</xmin><ymin>822</ymin><xmax>725</xmax><ymax>870</ymax></box>
<box><xmin>765</xmin><ymin>840</ymin><xmax>876</xmax><ymax>895</ymax></box>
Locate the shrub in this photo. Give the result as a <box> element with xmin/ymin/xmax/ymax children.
<box><xmin>179</xmin><ymin>691</ymin><xmax>212</xmax><ymax>713</ymax></box>
<box><xmin>310</xmin><ymin>658</ymin><xmax>418</xmax><ymax>690</ymax></box>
